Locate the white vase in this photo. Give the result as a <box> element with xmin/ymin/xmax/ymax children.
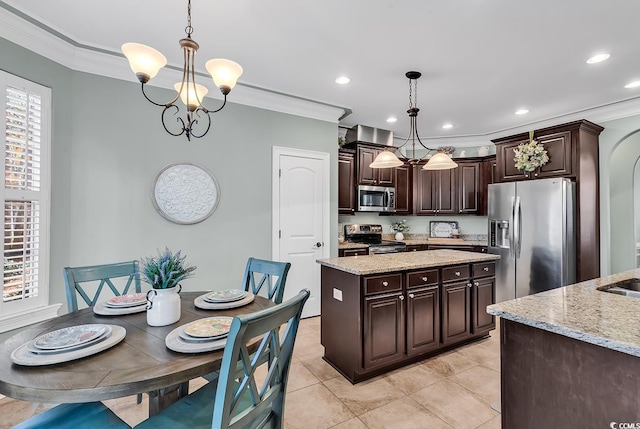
<box><xmin>146</xmin><ymin>285</ymin><xmax>182</xmax><ymax>327</ymax></box>
<box><xmin>478</xmin><ymin>146</ymin><xmax>490</xmax><ymax>157</ymax></box>
<box><xmin>395</xmin><ymin>232</ymin><xmax>404</xmax><ymax>241</ymax></box>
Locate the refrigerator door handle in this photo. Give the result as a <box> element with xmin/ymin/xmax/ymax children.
<box><xmin>509</xmin><ymin>196</ymin><xmax>515</xmax><ymax>259</ymax></box>
<box><xmin>514</xmin><ymin>196</ymin><xmax>522</xmax><ymax>259</ymax></box>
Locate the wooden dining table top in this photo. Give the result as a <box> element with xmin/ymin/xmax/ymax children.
<box><xmin>0</xmin><ymin>292</ymin><xmax>274</xmax><ymax>404</ymax></box>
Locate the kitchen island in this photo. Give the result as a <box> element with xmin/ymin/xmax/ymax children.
<box><xmin>317</xmin><ymin>249</ymin><xmax>499</xmax><ymax>383</ymax></box>
<box><xmin>487</xmin><ymin>269</ymin><xmax>640</xmax><ymax>428</ymax></box>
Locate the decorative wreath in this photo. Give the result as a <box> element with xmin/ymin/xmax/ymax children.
<box><xmin>513</xmin><ymin>131</ymin><xmax>549</xmax><ymax>172</ymax></box>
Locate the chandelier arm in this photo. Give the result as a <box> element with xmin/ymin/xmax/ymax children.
<box><xmin>141</xmin><ymin>83</ymin><xmax>180</xmax><ymax>108</ymax></box>
<box><xmin>188</xmin><ymin>108</ymin><xmax>213</xmax><ymax>139</ymax></box>
<box><xmin>202</xmin><ymin>94</ymin><xmax>228</xmax><ymax>115</ymax></box>
<box><xmin>161</xmin><ymin>105</ymin><xmax>187</xmax><ymax>138</ymax></box>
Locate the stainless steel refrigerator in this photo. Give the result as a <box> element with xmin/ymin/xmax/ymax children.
<box><xmin>488</xmin><ymin>178</ymin><xmax>576</xmax><ymax>303</ymax></box>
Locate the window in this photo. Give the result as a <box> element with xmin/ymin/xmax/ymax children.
<box><xmin>1</xmin><ymin>71</ymin><xmax>57</xmax><ymax>331</ymax></box>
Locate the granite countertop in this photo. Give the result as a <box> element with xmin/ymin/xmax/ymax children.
<box><xmin>487</xmin><ymin>268</ymin><xmax>640</xmax><ymax>357</ymax></box>
<box><xmin>338</xmin><ymin>242</ymin><xmax>370</xmax><ymax>250</ymax></box>
<box><xmin>317</xmin><ymin>249</ymin><xmax>499</xmax><ymax>275</ymax></box>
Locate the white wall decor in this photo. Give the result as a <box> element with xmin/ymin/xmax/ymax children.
<box><xmin>152</xmin><ymin>163</ymin><xmax>220</xmax><ymax>224</ymax></box>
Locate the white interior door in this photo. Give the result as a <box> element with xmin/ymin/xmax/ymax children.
<box><xmin>272</xmin><ymin>147</ymin><xmax>329</xmax><ymax>318</ymax></box>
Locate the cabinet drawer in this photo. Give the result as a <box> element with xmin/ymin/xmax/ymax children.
<box><xmin>364</xmin><ymin>274</ymin><xmax>402</xmax><ymax>295</ymax></box>
<box><xmin>442</xmin><ymin>265</ymin><xmax>470</xmax><ymax>283</ymax></box>
<box><xmin>473</xmin><ymin>262</ymin><xmax>495</xmax><ymax>278</ymax></box>
<box><xmin>407</xmin><ymin>269</ymin><xmax>439</xmax><ymax>288</ymax></box>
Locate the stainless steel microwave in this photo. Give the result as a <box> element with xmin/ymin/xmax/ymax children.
<box><xmin>357</xmin><ymin>185</ymin><xmax>395</xmax><ymax>212</ymax></box>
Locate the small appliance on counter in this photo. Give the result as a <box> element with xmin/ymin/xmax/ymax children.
<box><xmin>344</xmin><ymin>224</ymin><xmax>407</xmax><ymax>254</ymax></box>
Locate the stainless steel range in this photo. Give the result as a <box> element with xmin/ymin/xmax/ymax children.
<box><xmin>344</xmin><ymin>224</ymin><xmax>407</xmax><ymax>254</ymax></box>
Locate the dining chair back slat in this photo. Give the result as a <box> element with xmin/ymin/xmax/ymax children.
<box><xmin>63</xmin><ymin>260</ymin><xmax>141</xmax><ymax>312</ymax></box>
<box><xmin>133</xmin><ymin>289</ymin><xmax>310</xmax><ymax>429</ymax></box>
<box><xmin>243</xmin><ymin>258</ymin><xmax>291</xmax><ymax>304</ymax></box>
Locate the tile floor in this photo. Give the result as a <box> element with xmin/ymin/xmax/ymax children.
<box><xmin>0</xmin><ymin>317</ymin><xmax>501</xmax><ymax>429</ymax></box>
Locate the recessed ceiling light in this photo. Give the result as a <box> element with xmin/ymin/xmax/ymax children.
<box><xmin>442</xmin><ymin>123</ymin><xmax>453</xmax><ymax>129</ymax></box>
<box><xmin>515</xmin><ymin>109</ymin><xmax>529</xmax><ymax>115</ymax></box>
<box><xmin>625</xmin><ymin>81</ymin><xmax>640</xmax><ymax>89</ymax></box>
<box><xmin>335</xmin><ymin>76</ymin><xmax>350</xmax><ymax>85</ymax></box>
<box><xmin>586</xmin><ymin>53</ymin><xmax>610</xmax><ymax>64</ymax></box>
<box><xmin>386</xmin><ymin>117</ymin><xmax>397</xmax><ymax>123</ymax></box>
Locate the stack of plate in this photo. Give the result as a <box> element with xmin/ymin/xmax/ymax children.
<box><xmin>11</xmin><ymin>324</ymin><xmax>127</xmax><ymax>366</ymax></box>
<box><xmin>194</xmin><ymin>289</ymin><xmax>255</xmax><ymax>310</ymax></box>
<box><xmin>166</xmin><ymin>316</ymin><xmax>234</xmax><ymax>353</ymax></box>
<box><xmin>93</xmin><ymin>293</ymin><xmax>148</xmax><ymax>315</ymax></box>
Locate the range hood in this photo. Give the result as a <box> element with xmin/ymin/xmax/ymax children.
<box><xmin>345</xmin><ymin>125</ymin><xmax>394</xmax><ymax>146</ymax></box>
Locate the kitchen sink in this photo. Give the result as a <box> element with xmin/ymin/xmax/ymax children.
<box><xmin>599</xmin><ymin>278</ymin><xmax>640</xmax><ymax>298</ymax></box>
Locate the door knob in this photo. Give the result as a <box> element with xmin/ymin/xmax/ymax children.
<box><xmin>315</xmin><ymin>242</ymin><xmax>322</xmax><ymax>248</ymax></box>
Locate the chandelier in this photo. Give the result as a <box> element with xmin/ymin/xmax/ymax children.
<box><xmin>370</xmin><ymin>71</ymin><xmax>458</xmax><ymax>170</ymax></box>
<box><xmin>121</xmin><ymin>0</ymin><xmax>242</xmax><ymax>141</ymax></box>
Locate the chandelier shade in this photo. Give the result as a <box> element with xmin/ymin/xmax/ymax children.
<box><xmin>370</xmin><ymin>71</ymin><xmax>457</xmax><ymax>171</ymax></box>
<box><xmin>121</xmin><ymin>0</ymin><xmax>242</xmax><ymax>140</ymax></box>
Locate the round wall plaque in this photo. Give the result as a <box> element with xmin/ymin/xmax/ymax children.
<box><xmin>152</xmin><ymin>163</ymin><xmax>220</xmax><ymax>224</ymax></box>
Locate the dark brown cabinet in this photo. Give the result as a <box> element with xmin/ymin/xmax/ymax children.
<box><xmin>456</xmin><ymin>160</ymin><xmax>481</xmax><ymax>214</ymax></box>
<box><xmin>320</xmin><ymin>260</ymin><xmax>496</xmax><ymax>383</ymax></box>
<box><xmin>414</xmin><ymin>166</ymin><xmax>456</xmax><ymax>215</ymax></box>
<box><xmin>356</xmin><ymin>146</ymin><xmax>394</xmax><ymax>186</ymax></box>
<box><xmin>492</xmin><ymin>119</ymin><xmax>604</xmax><ymax>282</ymax></box>
<box><xmin>363</xmin><ymin>292</ymin><xmax>404</xmax><ymax>370</ymax></box>
<box><xmin>406</xmin><ymin>244</ymin><xmax>428</xmax><ymax>252</ymax></box>
<box><xmin>441</xmin><ymin>265</ymin><xmax>472</xmax><ymax>345</ymax></box>
<box><xmin>393</xmin><ymin>165</ymin><xmax>412</xmax><ymax>214</ymax></box>
<box><xmin>338</xmin><ymin>149</ymin><xmax>356</xmax><ymax>214</ymax></box>
<box><xmin>480</xmin><ymin>156</ymin><xmax>497</xmax><ymax>215</ymax></box>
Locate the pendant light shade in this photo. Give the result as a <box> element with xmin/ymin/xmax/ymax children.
<box><xmin>122</xmin><ymin>43</ymin><xmax>167</xmax><ymax>82</ymax></box>
<box><xmin>369</xmin><ymin>150</ymin><xmax>404</xmax><ymax>168</ymax></box>
<box><xmin>370</xmin><ymin>71</ymin><xmax>458</xmax><ymax>171</ymax></box>
<box><xmin>422</xmin><ymin>152</ymin><xmax>458</xmax><ymax>170</ymax></box>
<box><xmin>205</xmin><ymin>59</ymin><xmax>244</xmax><ymax>94</ymax></box>
<box><xmin>174</xmin><ymin>82</ymin><xmax>209</xmax><ymax>111</ymax></box>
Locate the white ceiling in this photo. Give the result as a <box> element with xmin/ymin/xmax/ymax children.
<box><xmin>3</xmin><ymin>0</ymin><xmax>640</xmax><ymax>143</ymax></box>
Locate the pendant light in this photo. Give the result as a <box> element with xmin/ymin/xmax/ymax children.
<box><xmin>370</xmin><ymin>71</ymin><xmax>458</xmax><ymax>170</ymax></box>
<box><xmin>121</xmin><ymin>0</ymin><xmax>243</xmax><ymax>141</ymax></box>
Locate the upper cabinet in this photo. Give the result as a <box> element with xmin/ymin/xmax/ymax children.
<box><xmin>495</xmin><ymin>130</ymin><xmax>572</xmax><ymax>182</ymax></box>
<box><xmin>394</xmin><ymin>164</ymin><xmax>413</xmax><ymax>214</ymax></box>
<box><xmin>414</xmin><ymin>165</ymin><xmax>456</xmax><ymax>215</ymax></box>
<box><xmin>338</xmin><ymin>149</ymin><xmax>356</xmax><ymax>215</ymax></box>
<box><xmin>492</xmin><ymin>119</ymin><xmax>604</xmax><ymax>282</ymax></box>
<box><xmin>356</xmin><ymin>145</ymin><xmax>394</xmax><ymax>186</ymax></box>
<box><xmin>457</xmin><ymin>160</ymin><xmax>482</xmax><ymax>214</ymax></box>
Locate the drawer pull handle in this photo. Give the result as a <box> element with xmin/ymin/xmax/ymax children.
<box><xmin>467</xmin><ymin>282</ymin><xmax>472</xmax><ymax>288</ymax></box>
<box><xmin>483</xmin><ymin>267</ymin><xmax>489</xmax><ymax>272</ymax></box>
<box><xmin>474</xmin><ymin>281</ymin><xmax>480</xmax><ymax>286</ymax></box>
<box><xmin>409</xmin><ymin>293</ymin><xmax>415</xmax><ymax>299</ymax></box>
<box><xmin>455</xmin><ymin>271</ymin><xmax>461</xmax><ymax>277</ymax></box>
<box><xmin>421</xmin><ymin>276</ymin><xmax>428</xmax><ymax>282</ymax></box>
<box><xmin>399</xmin><ymin>295</ymin><xmax>405</xmax><ymax>301</ymax></box>
<box><xmin>382</xmin><ymin>281</ymin><xmax>389</xmax><ymax>286</ymax></box>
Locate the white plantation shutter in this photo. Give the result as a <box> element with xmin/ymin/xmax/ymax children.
<box><xmin>1</xmin><ymin>71</ymin><xmax>52</xmax><ymax>323</ymax></box>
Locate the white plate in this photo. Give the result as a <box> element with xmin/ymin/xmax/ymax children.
<box><xmin>203</xmin><ymin>289</ymin><xmax>247</xmax><ymax>303</ymax></box>
<box><xmin>106</xmin><ymin>293</ymin><xmax>147</xmax><ymax>307</ymax></box>
<box><xmin>177</xmin><ymin>328</ymin><xmax>227</xmax><ymax>343</ymax></box>
<box><xmin>25</xmin><ymin>326</ymin><xmax>112</xmax><ymax>355</ymax></box>
<box><xmin>93</xmin><ymin>301</ymin><xmax>147</xmax><ymax>316</ymax></box>
<box><xmin>194</xmin><ymin>292</ymin><xmax>255</xmax><ymax>310</ymax></box>
<box><xmin>183</xmin><ymin>316</ymin><xmax>233</xmax><ymax>338</ymax></box>
<box><xmin>33</xmin><ymin>324</ymin><xmax>109</xmax><ymax>350</ymax></box>
<box><xmin>165</xmin><ymin>325</ymin><xmax>227</xmax><ymax>353</ymax></box>
<box><xmin>11</xmin><ymin>325</ymin><xmax>126</xmax><ymax>366</ymax></box>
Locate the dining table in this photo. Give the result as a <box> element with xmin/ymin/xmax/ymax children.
<box><xmin>0</xmin><ymin>291</ymin><xmax>274</xmax><ymax>417</ymax></box>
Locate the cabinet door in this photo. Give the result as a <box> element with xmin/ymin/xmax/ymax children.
<box><xmin>338</xmin><ymin>150</ymin><xmax>356</xmax><ymax>214</ymax></box>
<box><xmin>480</xmin><ymin>156</ymin><xmax>496</xmax><ymax>215</ymax></box>
<box><xmin>377</xmin><ymin>159</ymin><xmax>395</xmax><ymax>187</ymax></box>
<box><xmin>406</xmin><ymin>286</ymin><xmax>440</xmax><ymax>356</ymax></box>
<box><xmin>435</xmin><ymin>168</ymin><xmax>456</xmax><ymax>214</ymax></box>
<box><xmin>441</xmin><ymin>281</ymin><xmax>471</xmax><ymax>345</ymax></box>
<box><xmin>496</xmin><ymin>139</ymin><xmax>529</xmax><ymax>182</ymax></box>
<box><xmin>536</xmin><ymin>130</ymin><xmax>573</xmax><ymax>178</ymax></box>
<box><xmin>357</xmin><ymin>146</ymin><xmax>379</xmax><ymax>185</ymax></box>
<box><xmin>472</xmin><ymin>277</ymin><xmax>495</xmax><ymax>333</ymax></box>
<box><xmin>363</xmin><ymin>293</ymin><xmax>404</xmax><ymax>370</ymax></box>
<box><xmin>393</xmin><ymin>165</ymin><xmax>412</xmax><ymax>214</ymax></box>
<box><xmin>457</xmin><ymin>161</ymin><xmax>480</xmax><ymax>214</ymax></box>
<box><xmin>414</xmin><ymin>167</ymin><xmax>437</xmax><ymax>215</ymax></box>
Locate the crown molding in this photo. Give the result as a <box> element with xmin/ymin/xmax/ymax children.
<box><xmin>0</xmin><ymin>6</ymin><xmax>346</xmax><ymax>124</ymax></box>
